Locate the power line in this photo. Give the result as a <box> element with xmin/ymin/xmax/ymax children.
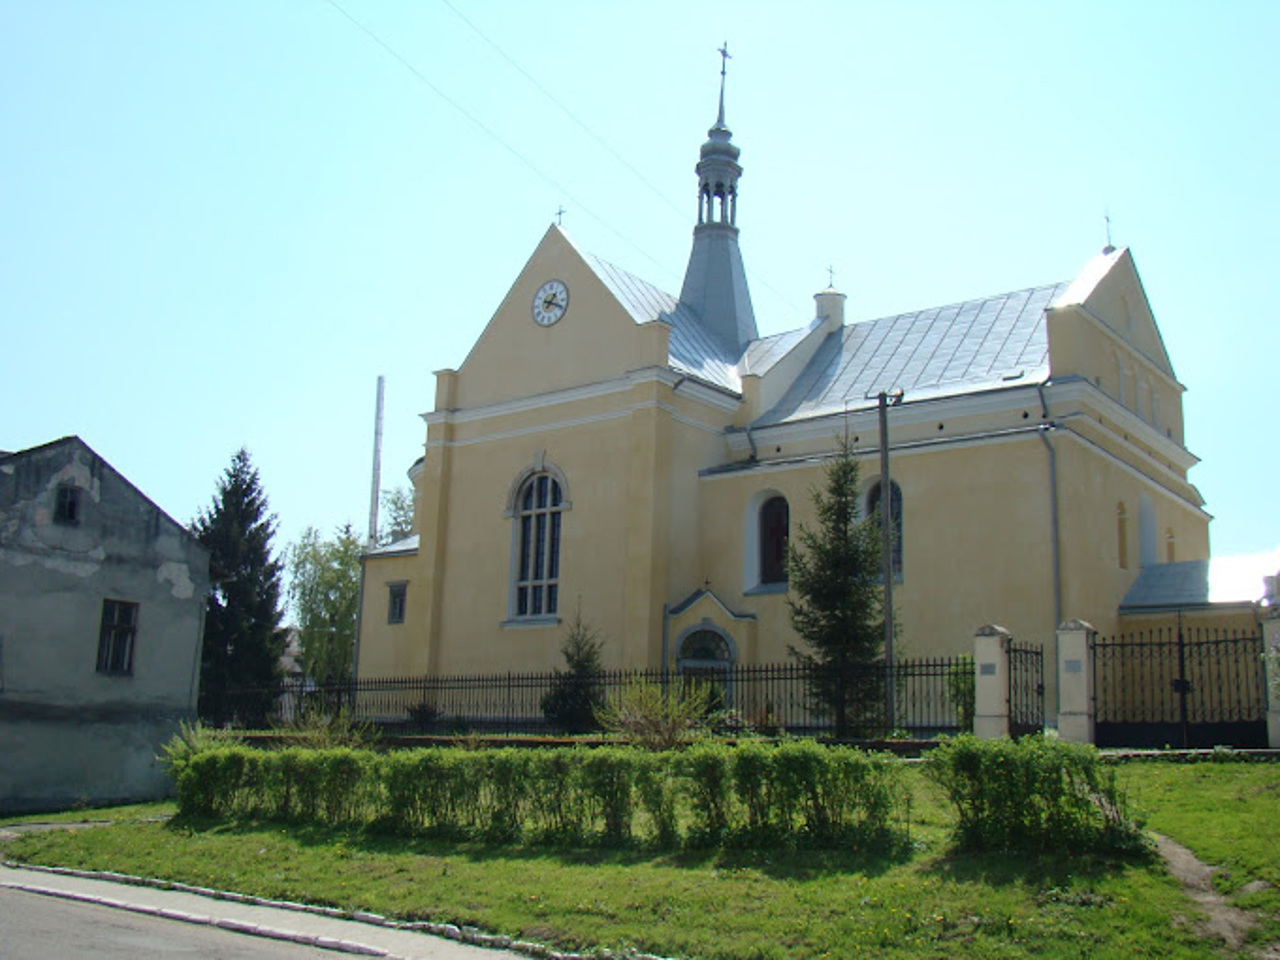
<box><xmin>325</xmin><ymin>1</ymin><xmax>803</xmax><ymax>323</ymax></box>
<box><xmin>438</xmin><ymin>0</ymin><xmax>690</xmax><ymax>229</ymax></box>
<box><xmin>323</xmin><ymin>0</ymin><xmax>678</xmax><ymax>280</ymax></box>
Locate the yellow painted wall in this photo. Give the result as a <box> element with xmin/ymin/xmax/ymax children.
<box><xmin>357</xmin><ymin>229</ymin><xmax>1216</xmax><ymax>739</ymax></box>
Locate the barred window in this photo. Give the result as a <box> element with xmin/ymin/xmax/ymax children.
<box><xmin>97</xmin><ymin>599</ymin><xmax>138</xmax><ymax>675</ymax></box>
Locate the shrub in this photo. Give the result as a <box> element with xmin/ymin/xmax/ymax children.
<box><xmin>731</xmin><ymin>740</ymin><xmax>775</xmax><ymax>835</ymax></box>
<box><xmin>277</xmin><ymin>705</ymin><xmax>375</xmax><ymax>749</ymax></box>
<box><xmin>581</xmin><ymin>748</ymin><xmax>636</xmax><ymax>843</ymax></box>
<box><xmin>596</xmin><ymin>678</ymin><xmax>712</xmax><ymax>750</ymax></box>
<box><xmin>926</xmin><ymin>735</ymin><xmax>1147</xmax><ymax>854</ymax></box>
<box><xmin>682</xmin><ymin>742</ymin><xmax>733</xmax><ymax>843</ymax></box>
<box><xmin>528</xmin><ymin>750</ymin><xmax>590</xmax><ymax>842</ymax></box>
<box><xmin>479</xmin><ymin>749</ymin><xmax>530</xmax><ymax>841</ymax></box>
<box><xmin>633</xmin><ymin>752</ymin><xmax>680</xmax><ymax>847</ymax></box>
<box><xmin>158</xmin><ymin>720</ymin><xmax>241</xmax><ymax>781</ymax></box>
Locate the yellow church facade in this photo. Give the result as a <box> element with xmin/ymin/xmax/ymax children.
<box><xmin>355</xmin><ymin>81</ymin><xmax>1209</xmax><ymax>709</ymax></box>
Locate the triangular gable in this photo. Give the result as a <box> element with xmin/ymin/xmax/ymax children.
<box><xmin>1053</xmin><ymin>247</ymin><xmax>1176</xmax><ymax>379</ymax></box>
<box><xmin>668</xmin><ymin>587</ymin><xmax>755</xmax><ymax>622</ymax></box>
<box><xmin>0</xmin><ymin>435</ymin><xmax>202</xmax><ymax>548</ymax></box>
<box><xmin>451</xmin><ymin>225</ymin><xmax>669</xmax><ymax>409</ymax></box>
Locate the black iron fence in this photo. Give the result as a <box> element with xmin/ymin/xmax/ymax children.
<box><xmin>1093</xmin><ymin>627</ymin><xmax>1266</xmax><ymax>749</ymax></box>
<box><xmin>208</xmin><ymin>657</ymin><xmax>975</xmax><ymax>740</ymax></box>
<box><xmin>1009</xmin><ymin>642</ymin><xmax>1046</xmax><ymax>739</ymax></box>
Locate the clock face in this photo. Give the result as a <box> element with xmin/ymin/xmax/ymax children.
<box><xmin>532</xmin><ymin>279</ymin><xmax>569</xmax><ymax>326</ymax></box>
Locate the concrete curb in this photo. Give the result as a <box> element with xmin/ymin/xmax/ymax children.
<box><xmin>0</xmin><ymin>861</ymin><xmax>671</xmax><ymax>960</ymax></box>
<box><xmin>0</xmin><ymin>876</ymin><xmax>387</xmax><ymax>956</ymax></box>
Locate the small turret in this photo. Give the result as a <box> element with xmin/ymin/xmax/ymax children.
<box><xmin>678</xmin><ymin>44</ymin><xmax>758</xmax><ymax>354</ymax></box>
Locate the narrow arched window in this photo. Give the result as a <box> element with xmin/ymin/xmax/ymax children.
<box><xmin>514</xmin><ymin>473</ymin><xmax>563</xmax><ymax>617</ymax></box>
<box><xmin>759</xmin><ymin>496</ymin><xmax>789</xmax><ymax>585</ymax></box>
<box><xmin>1165</xmin><ymin>527</ymin><xmax>1176</xmax><ymax>564</ymax></box>
<box><xmin>1117</xmin><ymin>502</ymin><xmax>1129</xmax><ymax>570</ymax></box>
<box><xmin>867</xmin><ymin>481</ymin><xmax>903</xmax><ymax>578</ymax></box>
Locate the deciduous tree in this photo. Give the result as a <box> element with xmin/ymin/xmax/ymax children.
<box><xmin>288</xmin><ymin>523</ymin><xmax>362</xmax><ymax>686</ymax></box>
<box><xmin>377</xmin><ymin>486</ymin><xmax>414</xmax><ymax>546</ymax></box>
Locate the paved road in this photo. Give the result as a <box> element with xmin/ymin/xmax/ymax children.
<box><xmin>0</xmin><ymin>863</ymin><xmax>528</xmax><ymax>960</ymax></box>
<box><xmin>0</xmin><ymin>887</ymin><xmax>346</xmax><ymax>959</ymax></box>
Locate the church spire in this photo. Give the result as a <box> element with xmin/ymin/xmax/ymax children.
<box><xmin>715</xmin><ymin>41</ymin><xmax>729</xmax><ymax>129</ymax></box>
<box><xmin>679</xmin><ymin>44</ymin><xmax>757</xmax><ymax>353</ymax></box>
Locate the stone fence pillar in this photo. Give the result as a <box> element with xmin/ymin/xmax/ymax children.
<box><xmin>973</xmin><ymin>624</ymin><xmax>1012</xmax><ymax>740</ymax></box>
<box><xmin>1265</xmin><ymin>614</ymin><xmax>1280</xmax><ymax>749</ymax></box>
<box><xmin>1056</xmin><ymin>619</ymin><xmax>1096</xmax><ymax>744</ymax></box>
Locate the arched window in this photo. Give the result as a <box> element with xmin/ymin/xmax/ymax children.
<box><xmin>759</xmin><ymin>496</ymin><xmax>789</xmax><ymax>585</ymax></box>
<box><xmin>867</xmin><ymin>481</ymin><xmax>903</xmax><ymax>578</ymax></box>
<box><xmin>1165</xmin><ymin>527</ymin><xmax>1176</xmax><ymax>564</ymax></box>
<box><xmin>1139</xmin><ymin>493</ymin><xmax>1157</xmax><ymax>568</ymax></box>
<box><xmin>1117</xmin><ymin>502</ymin><xmax>1129</xmax><ymax>570</ymax></box>
<box><xmin>513</xmin><ymin>473</ymin><xmax>563</xmax><ymax>618</ymax></box>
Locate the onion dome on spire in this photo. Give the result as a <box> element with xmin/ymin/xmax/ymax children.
<box><xmin>679</xmin><ymin>43</ymin><xmax>758</xmax><ymax>354</ymax></box>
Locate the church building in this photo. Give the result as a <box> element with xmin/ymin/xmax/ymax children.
<box><xmin>355</xmin><ymin>69</ymin><xmax>1209</xmax><ymax>706</ymax></box>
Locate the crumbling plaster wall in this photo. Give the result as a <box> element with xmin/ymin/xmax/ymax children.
<box><xmin>0</xmin><ymin>439</ymin><xmax>211</xmax><ymax>812</ymax></box>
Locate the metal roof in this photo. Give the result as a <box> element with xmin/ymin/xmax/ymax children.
<box><xmin>754</xmin><ymin>281</ymin><xmax>1069</xmax><ymax>426</ymax></box>
<box><xmin>1120</xmin><ymin>560</ymin><xmax>1212</xmax><ymax>610</ymax></box>
<box><xmin>585</xmin><ymin>254</ymin><xmax>742</xmax><ymax>391</ymax></box>
<box><xmin>742</xmin><ymin>324</ymin><xmax>810</xmax><ymax>375</ymax></box>
<box><xmin>364</xmin><ymin>534</ymin><xmax>419</xmax><ymax>558</ymax></box>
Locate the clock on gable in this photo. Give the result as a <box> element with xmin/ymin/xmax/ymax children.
<box><xmin>532</xmin><ymin>279</ymin><xmax>569</xmax><ymax>326</ymax></box>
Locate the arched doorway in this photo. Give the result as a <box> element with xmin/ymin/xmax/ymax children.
<box><xmin>676</xmin><ymin>627</ymin><xmax>737</xmax><ymax>708</ymax></box>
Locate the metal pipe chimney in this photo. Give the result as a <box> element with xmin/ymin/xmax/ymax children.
<box><xmin>367</xmin><ymin>375</ymin><xmax>385</xmax><ymax>548</ymax></box>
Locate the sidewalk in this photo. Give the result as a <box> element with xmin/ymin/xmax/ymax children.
<box><xmin>0</xmin><ymin>859</ymin><xmax>531</xmax><ymax>960</ymax></box>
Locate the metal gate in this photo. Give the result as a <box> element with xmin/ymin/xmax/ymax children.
<box><xmin>1092</xmin><ymin>627</ymin><xmax>1267</xmax><ymax>749</ymax></box>
<box><xmin>1009</xmin><ymin>642</ymin><xmax>1045</xmax><ymax>739</ymax></box>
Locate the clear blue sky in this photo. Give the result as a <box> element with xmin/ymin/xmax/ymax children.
<box><xmin>3</xmin><ymin>2</ymin><xmax>1276</xmax><ymax>583</ymax></box>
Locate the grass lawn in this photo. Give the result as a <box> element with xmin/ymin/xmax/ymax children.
<box><xmin>3</xmin><ymin>759</ymin><xmax>1278</xmax><ymax>959</ymax></box>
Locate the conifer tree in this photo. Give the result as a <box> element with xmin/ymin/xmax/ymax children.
<box><xmin>193</xmin><ymin>448</ymin><xmax>285</xmax><ymax>726</ymax></box>
<box><xmin>787</xmin><ymin>434</ymin><xmax>885</xmax><ymax>737</ymax></box>
<box><xmin>541</xmin><ymin>611</ymin><xmax>605</xmax><ymax>734</ymax></box>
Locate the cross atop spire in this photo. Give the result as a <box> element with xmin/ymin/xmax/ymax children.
<box><xmin>716</xmin><ymin>43</ymin><xmax>731</xmax><ymax>128</ymax></box>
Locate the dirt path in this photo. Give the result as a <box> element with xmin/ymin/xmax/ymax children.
<box><xmin>1153</xmin><ymin>832</ymin><xmax>1278</xmax><ymax>957</ymax></box>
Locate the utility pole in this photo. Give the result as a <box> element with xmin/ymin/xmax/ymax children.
<box><xmin>878</xmin><ymin>389</ymin><xmax>903</xmax><ymax>728</ymax></box>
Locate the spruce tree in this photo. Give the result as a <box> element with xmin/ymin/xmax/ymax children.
<box><xmin>541</xmin><ymin>611</ymin><xmax>605</xmax><ymax>734</ymax></box>
<box><xmin>193</xmin><ymin>448</ymin><xmax>285</xmax><ymax>727</ymax></box>
<box><xmin>787</xmin><ymin>433</ymin><xmax>886</xmax><ymax>737</ymax></box>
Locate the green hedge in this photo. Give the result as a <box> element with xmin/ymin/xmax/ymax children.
<box><xmin>925</xmin><ymin>735</ymin><xmax>1146</xmax><ymax>854</ymax></box>
<box><xmin>172</xmin><ymin>742</ymin><xmax>904</xmax><ymax>848</ymax></box>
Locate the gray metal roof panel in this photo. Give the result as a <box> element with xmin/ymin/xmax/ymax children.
<box><xmin>585</xmin><ymin>253</ymin><xmax>742</xmax><ymax>391</ymax></box>
<box><xmin>755</xmin><ymin>281</ymin><xmax>1068</xmax><ymax>425</ymax></box>
<box><xmin>1119</xmin><ymin>560</ymin><xmax>1211</xmax><ymax>610</ymax></box>
<box><xmin>743</xmin><ymin>326</ymin><xmax>810</xmax><ymax>374</ymax></box>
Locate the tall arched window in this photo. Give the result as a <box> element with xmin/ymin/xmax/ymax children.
<box><xmin>759</xmin><ymin>496</ymin><xmax>789</xmax><ymax>585</ymax></box>
<box><xmin>514</xmin><ymin>473</ymin><xmax>563</xmax><ymax>617</ymax></box>
<box><xmin>867</xmin><ymin>481</ymin><xmax>903</xmax><ymax>578</ymax></box>
<box><xmin>1117</xmin><ymin>502</ymin><xmax>1129</xmax><ymax>570</ymax></box>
